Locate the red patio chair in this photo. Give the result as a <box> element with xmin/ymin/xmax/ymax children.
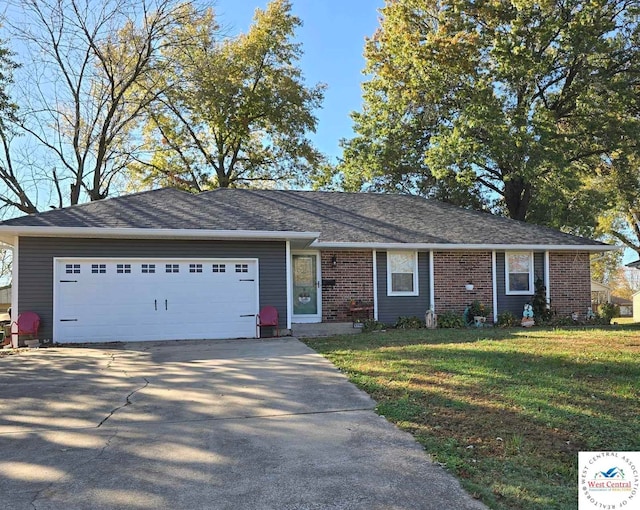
<box><xmin>11</xmin><ymin>311</ymin><xmax>40</xmax><ymax>346</ymax></box>
<box><xmin>256</xmin><ymin>306</ymin><xmax>279</xmax><ymax>338</ymax></box>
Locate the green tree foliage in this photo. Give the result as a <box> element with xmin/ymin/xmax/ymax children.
<box><xmin>341</xmin><ymin>0</ymin><xmax>640</xmax><ymax>223</ymax></box>
<box><xmin>131</xmin><ymin>0</ymin><xmax>325</xmax><ymax>191</ymax></box>
<box><xmin>596</xmin><ymin>152</ymin><xmax>640</xmax><ymax>257</ymax></box>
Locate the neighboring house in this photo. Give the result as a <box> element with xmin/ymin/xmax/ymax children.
<box><xmin>0</xmin><ymin>188</ymin><xmax>613</xmax><ymax>344</ymax></box>
<box><xmin>591</xmin><ymin>280</ymin><xmax>611</xmax><ymax>313</ymax></box>
<box><xmin>611</xmin><ymin>296</ymin><xmax>632</xmax><ymax>317</ymax></box>
<box><xmin>0</xmin><ymin>284</ymin><xmax>11</xmax><ymax>312</ymax></box>
<box><xmin>634</xmin><ymin>291</ymin><xmax>640</xmax><ymax>322</ymax></box>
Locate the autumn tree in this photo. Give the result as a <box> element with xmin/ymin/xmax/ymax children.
<box><xmin>341</xmin><ymin>0</ymin><xmax>640</xmax><ymax>222</ymax></box>
<box><xmin>1</xmin><ymin>0</ymin><xmax>190</xmax><ymax>214</ymax></box>
<box><xmin>131</xmin><ymin>0</ymin><xmax>325</xmax><ymax>191</ymax></box>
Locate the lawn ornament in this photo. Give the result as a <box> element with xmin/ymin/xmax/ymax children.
<box><xmin>425</xmin><ymin>307</ymin><xmax>437</xmax><ymax>329</ymax></box>
<box><xmin>521</xmin><ymin>303</ymin><xmax>534</xmax><ymax>328</ymax></box>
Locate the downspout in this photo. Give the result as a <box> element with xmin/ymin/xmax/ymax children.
<box><xmin>492</xmin><ymin>250</ymin><xmax>498</xmax><ymax>323</ymax></box>
<box><xmin>10</xmin><ymin>237</ymin><xmax>18</xmax><ymax>348</ymax></box>
<box><xmin>429</xmin><ymin>251</ymin><xmax>435</xmax><ymax>312</ymax></box>
<box><xmin>544</xmin><ymin>251</ymin><xmax>550</xmax><ymax>308</ymax></box>
<box><xmin>286</xmin><ymin>241</ymin><xmax>292</xmax><ymax>332</ymax></box>
<box><xmin>372</xmin><ymin>251</ymin><xmax>378</xmax><ymax>320</ymax></box>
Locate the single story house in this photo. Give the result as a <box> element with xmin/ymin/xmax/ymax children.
<box><xmin>634</xmin><ymin>291</ymin><xmax>640</xmax><ymax>323</ymax></box>
<box><xmin>0</xmin><ymin>188</ymin><xmax>613</xmax><ymax>344</ymax></box>
<box><xmin>591</xmin><ymin>280</ymin><xmax>611</xmax><ymax>313</ymax></box>
<box><xmin>611</xmin><ymin>296</ymin><xmax>632</xmax><ymax>317</ymax></box>
<box><xmin>0</xmin><ymin>284</ymin><xmax>11</xmax><ymax>313</ymax></box>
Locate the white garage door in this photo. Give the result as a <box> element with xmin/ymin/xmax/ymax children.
<box><xmin>54</xmin><ymin>258</ymin><xmax>259</xmax><ymax>343</ymax></box>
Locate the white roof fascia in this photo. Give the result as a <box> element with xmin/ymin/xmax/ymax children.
<box><xmin>310</xmin><ymin>242</ymin><xmax>617</xmax><ymax>252</ymax></box>
<box><xmin>0</xmin><ymin>227</ymin><xmax>320</xmax><ymax>243</ymax></box>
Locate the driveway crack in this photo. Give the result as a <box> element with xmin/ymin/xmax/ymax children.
<box><xmin>97</xmin><ymin>378</ymin><xmax>149</xmax><ymax>428</ymax></box>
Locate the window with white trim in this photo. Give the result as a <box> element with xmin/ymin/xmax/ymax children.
<box><xmin>212</xmin><ymin>264</ymin><xmax>226</xmax><ymax>273</ymax></box>
<box><xmin>141</xmin><ymin>264</ymin><xmax>155</xmax><ymax>274</ymax></box>
<box><xmin>165</xmin><ymin>264</ymin><xmax>179</xmax><ymax>273</ymax></box>
<box><xmin>189</xmin><ymin>263</ymin><xmax>203</xmax><ymax>273</ymax></box>
<box><xmin>91</xmin><ymin>264</ymin><xmax>106</xmax><ymax>274</ymax></box>
<box><xmin>387</xmin><ymin>251</ymin><xmax>418</xmax><ymax>296</ymax></box>
<box><xmin>116</xmin><ymin>264</ymin><xmax>131</xmax><ymax>274</ymax></box>
<box><xmin>505</xmin><ymin>252</ymin><xmax>534</xmax><ymax>294</ymax></box>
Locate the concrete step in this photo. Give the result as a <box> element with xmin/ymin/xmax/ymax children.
<box><xmin>292</xmin><ymin>322</ymin><xmax>361</xmax><ymax>338</ymax></box>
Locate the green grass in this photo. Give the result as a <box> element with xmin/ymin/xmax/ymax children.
<box><xmin>303</xmin><ymin>326</ymin><xmax>640</xmax><ymax>510</ymax></box>
<box><xmin>612</xmin><ymin>317</ymin><xmax>636</xmax><ymax>325</ymax></box>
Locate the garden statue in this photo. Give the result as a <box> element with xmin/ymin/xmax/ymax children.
<box><xmin>521</xmin><ymin>303</ymin><xmax>534</xmax><ymax>328</ymax></box>
<box><xmin>586</xmin><ymin>307</ymin><xmax>595</xmax><ymax>321</ymax></box>
<box><xmin>425</xmin><ymin>307</ymin><xmax>438</xmax><ymax>329</ymax></box>
<box><xmin>463</xmin><ymin>305</ymin><xmax>472</xmax><ymax>326</ymax></box>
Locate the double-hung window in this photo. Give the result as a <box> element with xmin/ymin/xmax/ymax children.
<box><xmin>387</xmin><ymin>251</ymin><xmax>419</xmax><ymax>296</ymax></box>
<box><xmin>505</xmin><ymin>252</ymin><xmax>534</xmax><ymax>294</ymax></box>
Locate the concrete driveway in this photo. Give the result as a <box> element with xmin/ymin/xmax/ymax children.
<box><xmin>0</xmin><ymin>338</ymin><xmax>485</xmax><ymax>510</ymax></box>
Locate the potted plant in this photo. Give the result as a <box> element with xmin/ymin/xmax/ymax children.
<box><xmin>468</xmin><ymin>300</ymin><xmax>491</xmax><ymax>326</ymax></box>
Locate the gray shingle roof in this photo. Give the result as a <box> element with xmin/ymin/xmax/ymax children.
<box><xmin>0</xmin><ymin>187</ymin><xmax>606</xmax><ymax>247</ymax></box>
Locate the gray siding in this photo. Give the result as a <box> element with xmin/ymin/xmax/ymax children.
<box><xmin>18</xmin><ymin>237</ymin><xmax>287</xmax><ymax>340</ymax></box>
<box><xmin>376</xmin><ymin>251</ymin><xmax>430</xmax><ymax>325</ymax></box>
<box><xmin>496</xmin><ymin>252</ymin><xmax>545</xmax><ymax>316</ymax></box>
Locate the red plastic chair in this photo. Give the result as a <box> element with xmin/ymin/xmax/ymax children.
<box><xmin>11</xmin><ymin>311</ymin><xmax>40</xmax><ymax>346</ymax></box>
<box><xmin>256</xmin><ymin>306</ymin><xmax>279</xmax><ymax>338</ymax></box>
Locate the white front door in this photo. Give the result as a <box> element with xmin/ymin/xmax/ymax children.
<box><xmin>291</xmin><ymin>252</ymin><xmax>321</xmax><ymax>323</ymax></box>
<box><xmin>54</xmin><ymin>258</ymin><xmax>259</xmax><ymax>343</ymax></box>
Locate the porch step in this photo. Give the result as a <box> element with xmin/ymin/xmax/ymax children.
<box><xmin>292</xmin><ymin>322</ymin><xmax>362</xmax><ymax>338</ymax></box>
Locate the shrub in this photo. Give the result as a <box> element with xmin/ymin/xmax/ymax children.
<box><xmin>497</xmin><ymin>311</ymin><xmax>518</xmax><ymax>328</ymax></box>
<box><xmin>395</xmin><ymin>316</ymin><xmax>424</xmax><ymax>329</ymax></box>
<box><xmin>438</xmin><ymin>310</ymin><xmax>464</xmax><ymax>328</ymax></box>
<box><xmin>467</xmin><ymin>300</ymin><xmax>491</xmax><ymax>318</ymax></box>
<box><xmin>362</xmin><ymin>319</ymin><xmax>387</xmax><ymax>332</ymax></box>
<box><xmin>532</xmin><ymin>277</ymin><xmax>552</xmax><ymax>321</ymax></box>
<box><xmin>599</xmin><ymin>303</ymin><xmax>619</xmax><ymax>323</ymax></box>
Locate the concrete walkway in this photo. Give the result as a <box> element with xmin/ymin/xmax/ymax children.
<box><xmin>0</xmin><ymin>338</ymin><xmax>485</xmax><ymax>510</ymax></box>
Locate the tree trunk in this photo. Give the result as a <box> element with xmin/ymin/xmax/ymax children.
<box><xmin>503</xmin><ymin>178</ymin><xmax>532</xmax><ymax>221</ymax></box>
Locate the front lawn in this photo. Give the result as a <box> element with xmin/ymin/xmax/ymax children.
<box><xmin>304</xmin><ymin>326</ymin><xmax>640</xmax><ymax>510</ymax></box>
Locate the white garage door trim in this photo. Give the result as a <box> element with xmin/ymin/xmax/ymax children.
<box><xmin>53</xmin><ymin>257</ymin><xmax>260</xmax><ymax>343</ymax></box>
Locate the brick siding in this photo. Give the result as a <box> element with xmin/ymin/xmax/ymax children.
<box><xmin>549</xmin><ymin>252</ymin><xmax>591</xmax><ymax>317</ymax></box>
<box><xmin>321</xmin><ymin>251</ymin><xmax>373</xmax><ymax>322</ymax></box>
<box><xmin>433</xmin><ymin>251</ymin><xmax>493</xmax><ymax>314</ymax></box>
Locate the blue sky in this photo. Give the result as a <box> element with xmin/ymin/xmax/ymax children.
<box><xmin>214</xmin><ymin>0</ymin><xmax>385</xmax><ymax>162</ymax></box>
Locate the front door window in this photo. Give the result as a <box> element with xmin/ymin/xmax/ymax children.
<box><xmin>292</xmin><ymin>254</ymin><xmax>318</xmax><ymax>316</ymax></box>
